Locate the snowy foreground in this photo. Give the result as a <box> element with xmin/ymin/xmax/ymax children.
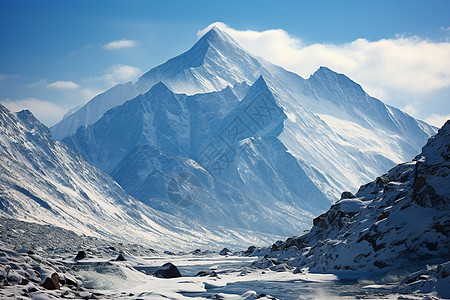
<box><xmin>1</xmin><ymin>235</ymin><xmax>448</xmax><ymax>300</ymax></box>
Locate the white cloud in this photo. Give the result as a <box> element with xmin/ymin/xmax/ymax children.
<box><xmin>1</xmin><ymin>98</ymin><xmax>67</xmax><ymax>126</ymax></box>
<box><xmin>92</xmin><ymin>64</ymin><xmax>142</xmax><ymax>85</ymax></box>
<box><xmin>199</xmin><ymin>22</ymin><xmax>450</xmax><ymax>126</ymax></box>
<box><xmin>199</xmin><ymin>22</ymin><xmax>450</xmax><ymax>98</ymax></box>
<box><xmin>424</xmin><ymin>114</ymin><xmax>450</xmax><ymax>128</ymax></box>
<box><xmin>402</xmin><ymin>103</ymin><xmax>420</xmax><ymax>117</ymax></box>
<box><xmin>103</xmin><ymin>39</ymin><xmax>137</xmax><ymax>50</ymax></box>
<box><xmin>47</xmin><ymin>80</ymin><xmax>80</xmax><ymax>90</ymax></box>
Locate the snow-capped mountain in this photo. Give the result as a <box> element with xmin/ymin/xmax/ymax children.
<box><xmin>51</xmin><ymin>27</ymin><xmax>435</xmax><ymax>202</ymax></box>
<box><xmin>254</xmin><ymin>121</ymin><xmax>449</xmax><ymax>274</ymax></box>
<box><xmin>0</xmin><ymin>104</ymin><xmax>285</xmax><ymax>249</ymax></box>
<box><xmin>63</xmin><ymin>78</ymin><xmax>330</xmax><ymax>236</ymax></box>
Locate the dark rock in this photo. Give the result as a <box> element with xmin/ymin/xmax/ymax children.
<box><xmin>313</xmin><ymin>213</ymin><xmax>327</xmax><ymax>228</ymax></box>
<box><xmin>26</xmin><ymin>250</ymin><xmax>35</xmax><ymax>255</ymax></box>
<box><xmin>115</xmin><ymin>253</ymin><xmax>126</xmax><ymax>261</ymax></box>
<box><xmin>195</xmin><ymin>271</ymin><xmax>209</xmax><ymax>277</ymax></box>
<box><xmin>190</xmin><ymin>249</ymin><xmax>201</xmax><ymax>255</ymax></box>
<box><xmin>270</xmin><ymin>244</ymin><xmax>279</xmax><ymax>252</ymax></box>
<box><xmin>243</xmin><ymin>246</ymin><xmax>257</xmax><ymax>256</ymax></box>
<box><xmin>75</xmin><ymin>250</ymin><xmax>86</xmax><ymax>260</ymax></box>
<box><xmin>42</xmin><ymin>273</ymin><xmax>60</xmax><ymax>290</ymax></box>
<box><xmin>340</xmin><ymin>191</ymin><xmax>356</xmax><ymax>200</ymax></box>
<box><xmin>20</xmin><ymin>278</ymin><xmax>29</xmax><ymax>285</ymax></box>
<box><xmin>195</xmin><ymin>271</ymin><xmax>218</xmax><ymax>277</ymax></box>
<box><xmin>152</xmin><ymin>262</ymin><xmax>182</xmax><ymax>278</ymax></box>
<box><xmin>375</xmin><ymin>175</ymin><xmax>389</xmax><ymax>188</ymax></box>
<box><xmin>377</xmin><ymin>211</ymin><xmax>390</xmax><ymax>221</ymax></box>
<box><xmin>210</xmin><ymin>271</ymin><xmax>218</xmax><ymax>277</ymax></box>
<box><xmin>373</xmin><ymin>260</ymin><xmax>390</xmax><ymax>269</ymax></box>
<box><xmin>219</xmin><ymin>248</ymin><xmax>232</xmax><ymax>255</ymax></box>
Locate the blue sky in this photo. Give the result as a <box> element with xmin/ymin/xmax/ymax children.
<box><xmin>1</xmin><ymin>0</ymin><xmax>449</xmax><ymax>127</ymax></box>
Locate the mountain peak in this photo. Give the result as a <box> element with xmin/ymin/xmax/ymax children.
<box><xmin>416</xmin><ymin>120</ymin><xmax>450</xmax><ymax>165</ymax></box>
<box><xmin>191</xmin><ymin>25</ymin><xmax>243</xmax><ymax>60</ymax></box>
<box><xmin>312</xmin><ymin>66</ymin><xmax>339</xmax><ymax>77</ymax></box>
<box><xmin>199</xmin><ymin>26</ymin><xmax>234</xmax><ymax>44</ymax></box>
<box><xmin>148</xmin><ymin>81</ymin><xmax>172</xmax><ymax>94</ymax></box>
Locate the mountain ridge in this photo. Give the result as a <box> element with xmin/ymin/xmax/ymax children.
<box><xmin>0</xmin><ymin>104</ymin><xmax>286</xmax><ymax>249</ymax></box>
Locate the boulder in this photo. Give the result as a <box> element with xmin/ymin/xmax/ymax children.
<box><xmin>74</xmin><ymin>250</ymin><xmax>86</xmax><ymax>260</ymax></box>
<box><xmin>152</xmin><ymin>262</ymin><xmax>182</xmax><ymax>278</ymax></box>
<box><xmin>115</xmin><ymin>253</ymin><xmax>126</xmax><ymax>261</ymax></box>
<box><xmin>41</xmin><ymin>272</ymin><xmax>60</xmax><ymax>290</ymax></box>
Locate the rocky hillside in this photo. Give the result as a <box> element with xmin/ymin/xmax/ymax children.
<box><xmin>251</xmin><ymin>121</ymin><xmax>449</xmax><ymax>276</ymax></box>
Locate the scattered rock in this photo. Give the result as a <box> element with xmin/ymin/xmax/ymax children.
<box><xmin>41</xmin><ymin>273</ymin><xmax>60</xmax><ymax>290</ymax></box>
<box><xmin>195</xmin><ymin>270</ymin><xmax>218</xmax><ymax>277</ymax></box>
<box><xmin>243</xmin><ymin>246</ymin><xmax>257</xmax><ymax>256</ymax></box>
<box><xmin>75</xmin><ymin>250</ymin><xmax>86</xmax><ymax>260</ymax></box>
<box><xmin>219</xmin><ymin>248</ymin><xmax>232</xmax><ymax>256</ymax></box>
<box><xmin>152</xmin><ymin>262</ymin><xmax>182</xmax><ymax>278</ymax></box>
<box><xmin>115</xmin><ymin>253</ymin><xmax>126</xmax><ymax>261</ymax></box>
<box><xmin>195</xmin><ymin>271</ymin><xmax>209</xmax><ymax>277</ymax></box>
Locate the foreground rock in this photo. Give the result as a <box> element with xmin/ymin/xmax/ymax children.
<box><xmin>0</xmin><ymin>244</ymin><xmax>79</xmax><ymax>298</ymax></box>
<box><xmin>152</xmin><ymin>262</ymin><xmax>182</xmax><ymax>278</ymax></box>
<box><xmin>75</xmin><ymin>250</ymin><xmax>87</xmax><ymax>260</ymax></box>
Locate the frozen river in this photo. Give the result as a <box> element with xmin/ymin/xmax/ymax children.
<box><xmin>75</xmin><ymin>254</ymin><xmax>396</xmax><ymax>299</ymax></box>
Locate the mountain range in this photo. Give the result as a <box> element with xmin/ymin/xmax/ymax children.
<box><xmin>0</xmin><ymin>104</ymin><xmax>282</xmax><ymax>250</ymax></box>
<box><xmin>1</xmin><ymin>26</ymin><xmax>439</xmax><ymax>246</ymax></box>
<box><xmin>54</xmin><ymin>27</ymin><xmax>435</xmax><ymax>239</ymax></box>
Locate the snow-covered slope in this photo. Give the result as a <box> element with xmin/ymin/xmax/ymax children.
<box><xmin>51</xmin><ymin>26</ymin><xmax>435</xmax><ymax>202</ymax></box>
<box><xmin>0</xmin><ymin>104</ymin><xmax>285</xmax><ymax>249</ymax></box>
<box><xmin>63</xmin><ymin>79</ymin><xmax>330</xmax><ymax>237</ymax></box>
<box><xmin>254</xmin><ymin>121</ymin><xmax>449</xmax><ymax>275</ymax></box>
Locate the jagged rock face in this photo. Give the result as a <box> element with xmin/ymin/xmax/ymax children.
<box><xmin>261</xmin><ymin>121</ymin><xmax>449</xmax><ymax>274</ymax></box>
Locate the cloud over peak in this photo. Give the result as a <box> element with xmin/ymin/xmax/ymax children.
<box><xmin>103</xmin><ymin>39</ymin><xmax>137</xmax><ymax>50</ymax></box>
<box><xmin>200</xmin><ymin>22</ymin><xmax>450</xmax><ymax>124</ymax></box>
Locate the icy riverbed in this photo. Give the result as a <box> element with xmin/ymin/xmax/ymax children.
<box><xmin>1</xmin><ymin>241</ymin><xmax>446</xmax><ymax>300</ymax></box>
<box><xmin>60</xmin><ymin>254</ymin><xmax>403</xmax><ymax>299</ymax></box>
